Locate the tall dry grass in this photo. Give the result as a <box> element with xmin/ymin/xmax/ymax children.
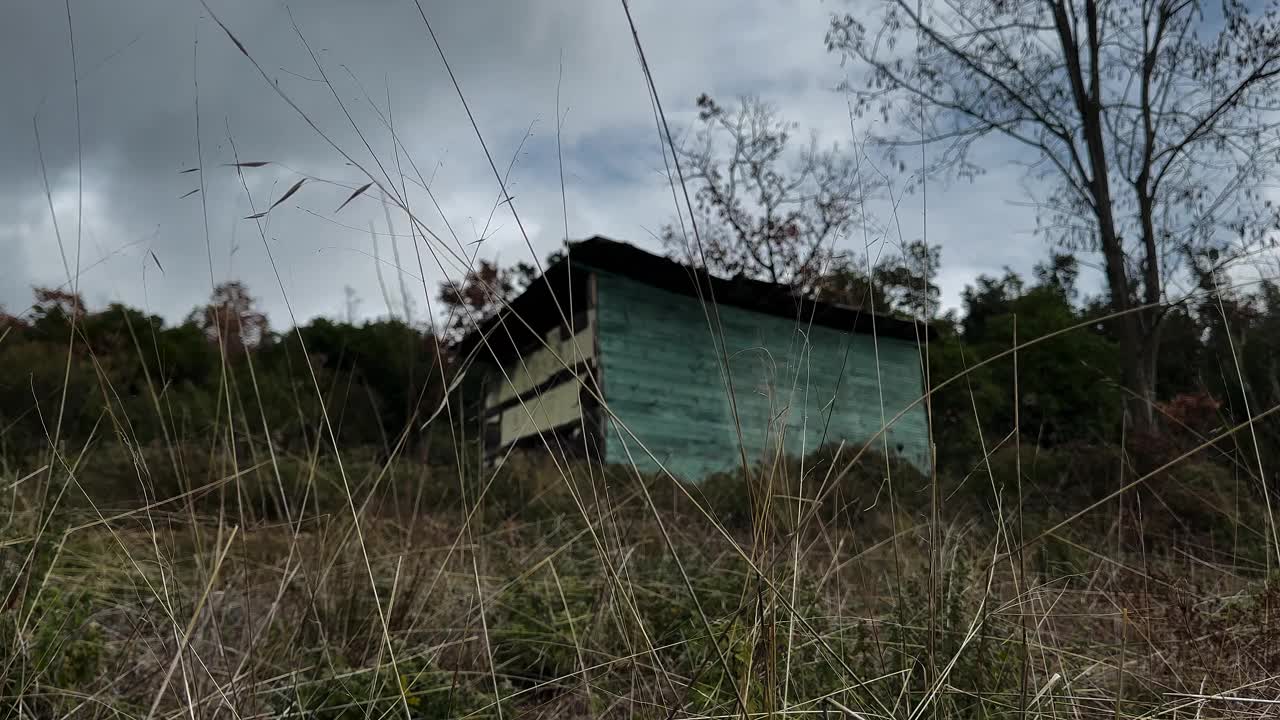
<box><xmin>3</xmin><ymin>2</ymin><xmax>1279</xmax><ymax>719</ymax></box>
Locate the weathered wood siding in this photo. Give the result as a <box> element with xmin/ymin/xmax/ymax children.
<box><xmin>595</xmin><ymin>271</ymin><xmax>930</xmax><ymax>479</ymax></box>
<box><xmin>483</xmin><ymin>311</ymin><xmax>596</xmax><ymax>449</ymax></box>
<box><xmin>497</xmin><ymin>381</ymin><xmax>584</xmax><ymax>445</ymax></box>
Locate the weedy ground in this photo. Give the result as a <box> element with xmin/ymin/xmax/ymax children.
<box><xmin>2</xmin><ymin>438</ymin><xmax>1277</xmax><ymax>719</ymax></box>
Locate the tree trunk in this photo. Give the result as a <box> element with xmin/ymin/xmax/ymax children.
<box><xmin>1053</xmin><ymin>0</ymin><xmax>1158</xmax><ymax>439</ymax></box>
<box><xmin>1099</xmin><ymin>218</ymin><xmax>1156</xmax><ymax>439</ymax></box>
<box><xmin>1132</xmin><ymin>324</ymin><xmax>1158</xmax><ymax>437</ymax></box>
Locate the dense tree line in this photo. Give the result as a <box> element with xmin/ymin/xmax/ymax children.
<box><xmin>3</xmin><ymin>249</ymin><xmax>1277</xmax><ymax>475</ymax></box>
<box><xmin>929</xmin><ymin>254</ymin><xmax>1280</xmax><ymax>469</ymax></box>
<box><xmin>0</xmin><ymin>283</ymin><xmax>451</xmax><ymax>463</ymax></box>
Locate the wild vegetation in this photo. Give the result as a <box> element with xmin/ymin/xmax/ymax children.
<box><xmin>4</xmin><ymin>241</ymin><xmax>1279</xmax><ymax>718</ymax></box>
<box><xmin>5</xmin><ymin>0</ymin><xmax>1280</xmax><ymax>717</ymax></box>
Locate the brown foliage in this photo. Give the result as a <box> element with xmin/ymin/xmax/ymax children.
<box><xmin>436</xmin><ymin>259</ymin><xmax>536</xmax><ymax>344</ymax></box>
<box><xmin>31</xmin><ymin>287</ymin><xmax>86</xmax><ymax>322</ymax></box>
<box><xmin>190</xmin><ymin>281</ymin><xmax>269</xmax><ymax>355</ymax></box>
<box><xmin>1133</xmin><ymin>391</ymin><xmax>1227</xmax><ymax>465</ymax></box>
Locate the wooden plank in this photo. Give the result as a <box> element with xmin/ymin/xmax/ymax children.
<box><xmin>485</xmin><ymin>312</ymin><xmax>595</xmax><ymax>408</ymax></box>
<box><xmin>498</xmin><ymin>380</ymin><xmax>585</xmax><ymax>446</ymax></box>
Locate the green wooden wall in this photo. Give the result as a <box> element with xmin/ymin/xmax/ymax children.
<box><xmin>594</xmin><ymin>270</ymin><xmax>931</xmax><ymax>480</ymax></box>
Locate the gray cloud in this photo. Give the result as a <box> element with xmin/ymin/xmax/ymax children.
<box><xmin>1</xmin><ymin>0</ymin><xmax>1057</xmax><ymax>328</ymax></box>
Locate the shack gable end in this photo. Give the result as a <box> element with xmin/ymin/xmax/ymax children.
<box><xmin>594</xmin><ymin>271</ymin><xmax>929</xmax><ymax>479</ymax></box>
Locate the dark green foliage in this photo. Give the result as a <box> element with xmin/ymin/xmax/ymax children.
<box><xmin>1</xmin><ymin>284</ymin><xmax>450</xmax><ymax>464</ymax></box>
<box><xmin>931</xmin><ymin>260</ymin><xmax>1122</xmax><ymax>468</ymax></box>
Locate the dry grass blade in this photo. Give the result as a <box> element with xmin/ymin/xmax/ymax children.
<box><xmin>10</xmin><ymin>4</ymin><xmax>1280</xmax><ymax>720</ymax></box>
<box><xmin>244</xmin><ymin>178</ymin><xmax>305</xmax><ymax>219</ymax></box>
<box><xmin>334</xmin><ymin>181</ymin><xmax>373</xmax><ymax>213</ymax></box>
<box><xmin>268</xmin><ymin>178</ymin><xmax>305</xmax><ymax>210</ymax></box>
<box><xmin>212</xmin><ymin>19</ymin><xmax>251</xmax><ymax>58</ymax></box>
<box><xmin>142</xmin><ymin>526</ymin><xmax>239</xmax><ymax>720</ymax></box>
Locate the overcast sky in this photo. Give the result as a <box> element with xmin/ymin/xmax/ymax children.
<box><xmin>1</xmin><ymin>0</ymin><xmax>1060</xmax><ymax>328</ymax></box>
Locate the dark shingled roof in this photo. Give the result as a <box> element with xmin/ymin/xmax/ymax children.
<box><xmin>457</xmin><ymin>236</ymin><xmax>934</xmax><ymax>361</ymax></box>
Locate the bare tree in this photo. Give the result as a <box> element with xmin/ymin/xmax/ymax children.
<box><xmin>436</xmin><ymin>259</ymin><xmax>537</xmax><ymax>345</ymax></box>
<box><xmin>662</xmin><ymin>94</ymin><xmax>864</xmax><ymax>291</ymax></box>
<box><xmin>829</xmin><ymin>0</ymin><xmax>1280</xmax><ymax>434</ymax></box>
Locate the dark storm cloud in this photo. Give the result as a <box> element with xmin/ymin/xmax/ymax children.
<box><xmin>1</xmin><ymin>0</ymin><xmax>1048</xmax><ymax>327</ymax></box>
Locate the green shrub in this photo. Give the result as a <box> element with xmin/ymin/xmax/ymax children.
<box><xmin>0</xmin><ymin>587</ymin><xmax>106</xmax><ymax>720</ymax></box>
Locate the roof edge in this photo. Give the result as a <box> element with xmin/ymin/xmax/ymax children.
<box><xmin>458</xmin><ymin>235</ymin><xmax>937</xmax><ymax>354</ymax></box>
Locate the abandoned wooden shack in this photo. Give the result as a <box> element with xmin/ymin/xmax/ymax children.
<box><xmin>458</xmin><ymin>236</ymin><xmax>933</xmax><ymax>480</ymax></box>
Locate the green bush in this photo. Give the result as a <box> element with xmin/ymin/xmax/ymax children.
<box><xmin>0</xmin><ymin>587</ymin><xmax>106</xmax><ymax>720</ymax></box>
